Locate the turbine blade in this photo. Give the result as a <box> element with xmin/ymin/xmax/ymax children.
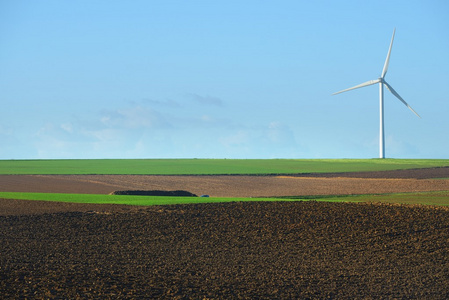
<box><xmin>381</xmin><ymin>28</ymin><xmax>396</xmax><ymax>78</ymax></box>
<box><xmin>333</xmin><ymin>79</ymin><xmax>380</xmax><ymax>95</ymax></box>
<box><xmin>384</xmin><ymin>81</ymin><xmax>421</xmax><ymax>118</ymax></box>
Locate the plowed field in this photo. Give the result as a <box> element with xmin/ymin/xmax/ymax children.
<box><xmin>1</xmin><ymin>168</ymin><xmax>449</xmax><ymax>298</ymax></box>
<box><xmin>2</xmin><ymin>167</ymin><xmax>449</xmax><ymax>197</ymax></box>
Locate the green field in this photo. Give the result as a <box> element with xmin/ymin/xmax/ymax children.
<box><xmin>1</xmin><ymin>158</ymin><xmax>449</xmax><ymax>175</ymax></box>
<box><xmin>0</xmin><ymin>192</ymin><xmax>287</xmax><ymax>206</ymax></box>
<box><xmin>1</xmin><ymin>191</ymin><xmax>449</xmax><ymax>207</ymax></box>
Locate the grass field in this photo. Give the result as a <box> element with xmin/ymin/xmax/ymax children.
<box><xmin>1</xmin><ymin>191</ymin><xmax>449</xmax><ymax>207</ymax></box>
<box><xmin>1</xmin><ymin>158</ymin><xmax>449</xmax><ymax>175</ymax></box>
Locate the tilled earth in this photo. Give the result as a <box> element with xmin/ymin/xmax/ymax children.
<box><xmin>1</xmin><ymin>167</ymin><xmax>449</xmax><ymax>298</ymax></box>
<box><xmin>1</xmin><ymin>201</ymin><xmax>449</xmax><ymax>299</ymax></box>
<box><xmin>2</xmin><ymin>167</ymin><xmax>449</xmax><ymax>197</ymax></box>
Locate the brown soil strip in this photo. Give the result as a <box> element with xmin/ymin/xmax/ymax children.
<box><xmin>0</xmin><ymin>174</ymin><xmax>121</xmax><ymax>194</ymax></box>
<box><xmin>0</xmin><ymin>198</ymin><xmax>148</xmax><ymax>216</ymax></box>
<box><xmin>2</xmin><ymin>174</ymin><xmax>449</xmax><ymax>198</ymax></box>
<box><xmin>291</xmin><ymin>166</ymin><xmax>449</xmax><ymax>179</ymax></box>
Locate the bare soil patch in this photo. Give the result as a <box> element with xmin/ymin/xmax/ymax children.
<box><xmin>1</xmin><ymin>201</ymin><xmax>449</xmax><ymax>299</ymax></box>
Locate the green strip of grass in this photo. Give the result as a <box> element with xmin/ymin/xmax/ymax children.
<box><xmin>0</xmin><ymin>192</ymin><xmax>295</xmax><ymax>206</ymax></box>
<box><xmin>1</xmin><ymin>158</ymin><xmax>449</xmax><ymax>175</ymax></box>
<box><xmin>343</xmin><ymin>191</ymin><xmax>449</xmax><ymax>206</ymax></box>
<box><xmin>1</xmin><ymin>191</ymin><xmax>449</xmax><ymax>206</ymax></box>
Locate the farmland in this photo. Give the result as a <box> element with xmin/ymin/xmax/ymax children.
<box><xmin>2</xmin><ymin>200</ymin><xmax>449</xmax><ymax>298</ymax></box>
<box><xmin>1</xmin><ymin>158</ymin><xmax>449</xmax><ymax>175</ymax></box>
<box><xmin>1</xmin><ymin>159</ymin><xmax>449</xmax><ymax>298</ymax></box>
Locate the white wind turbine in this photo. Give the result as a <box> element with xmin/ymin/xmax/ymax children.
<box><xmin>333</xmin><ymin>29</ymin><xmax>420</xmax><ymax>159</ymax></box>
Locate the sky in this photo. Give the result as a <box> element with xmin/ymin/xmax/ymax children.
<box><xmin>1</xmin><ymin>1</ymin><xmax>448</xmax><ymax>159</ymax></box>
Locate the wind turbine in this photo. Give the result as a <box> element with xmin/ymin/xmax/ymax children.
<box><xmin>333</xmin><ymin>29</ymin><xmax>420</xmax><ymax>159</ymax></box>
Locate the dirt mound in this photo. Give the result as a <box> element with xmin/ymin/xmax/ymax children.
<box><xmin>110</xmin><ymin>190</ymin><xmax>198</xmax><ymax>197</ymax></box>
<box><xmin>1</xmin><ymin>201</ymin><xmax>449</xmax><ymax>298</ymax></box>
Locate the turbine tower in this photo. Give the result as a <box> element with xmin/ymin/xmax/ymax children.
<box><xmin>333</xmin><ymin>29</ymin><xmax>420</xmax><ymax>159</ymax></box>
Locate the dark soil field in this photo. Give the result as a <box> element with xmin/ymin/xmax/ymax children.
<box><xmin>1</xmin><ymin>167</ymin><xmax>449</xmax><ymax>298</ymax></box>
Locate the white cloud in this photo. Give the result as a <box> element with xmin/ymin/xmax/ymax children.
<box><xmin>201</xmin><ymin>115</ymin><xmax>213</xmax><ymax>122</ymax></box>
<box><xmin>100</xmin><ymin>106</ymin><xmax>171</xmax><ymax>129</ymax></box>
<box><xmin>61</xmin><ymin>122</ymin><xmax>73</xmax><ymax>133</ymax></box>
<box><xmin>0</xmin><ymin>124</ymin><xmax>13</xmax><ymax>135</ymax></box>
<box><xmin>5</xmin><ymin>102</ymin><xmax>307</xmax><ymax>159</ymax></box>
<box><xmin>0</xmin><ymin>124</ymin><xmax>31</xmax><ymax>158</ymax></box>
<box><xmin>384</xmin><ymin>135</ymin><xmax>420</xmax><ymax>158</ymax></box>
<box><xmin>141</xmin><ymin>98</ymin><xmax>181</xmax><ymax>107</ymax></box>
<box><xmin>34</xmin><ymin>123</ymin><xmax>80</xmax><ymax>158</ymax></box>
<box><xmin>187</xmin><ymin>93</ymin><xmax>224</xmax><ymax>106</ymax></box>
<box><xmin>220</xmin><ymin>130</ymin><xmax>250</xmax><ymax>147</ymax></box>
<box><xmin>85</xmin><ymin>128</ymin><xmax>125</xmax><ymax>143</ymax></box>
<box><xmin>266</xmin><ymin>121</ymin><xmax>296</xmax><ymax>145</ymax></box>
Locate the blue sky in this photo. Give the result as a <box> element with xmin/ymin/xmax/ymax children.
<box><xmin>1</xmin><ymin>1</ymin><xmax>448</xmax><ymax>159</ymax></box>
